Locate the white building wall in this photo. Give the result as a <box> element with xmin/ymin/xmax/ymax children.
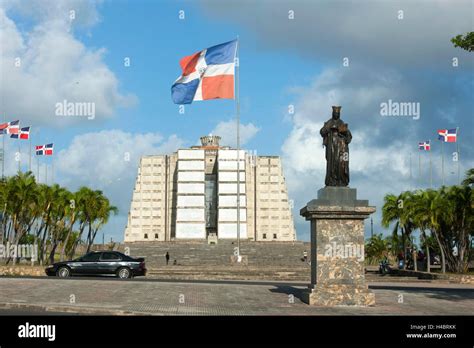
<box><xmin>217</xmin><ymin>149</ymin><xmax>248</xmax><ymax>239</ymax></box>
<box><xmin>175</xmin><ymin>148</ymin><xmax>206</xmax><ymax>239</ymax></box>
<box><xmin>124</xmin><ymin>155</ymin><xmax>167</xmax><ymax>242</ymax></box>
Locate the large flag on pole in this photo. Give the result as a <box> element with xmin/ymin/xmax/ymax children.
<box><xmin>35</xmin><ymin>143</ymin><xmax>53</xmax><ymax>156</ymax></box>
<box><xmin>437</xmin><ymin>128</ymin><xmax>457</xmax><ymax>142</ymax></box>
<box><xmin>171</xmin><ymin>40</ymin><xmax>238</xmax><ymax>104</ymax></box>
<box><xmin>10</xmin><ymin>126</ymin><xmax>30</xmax><ymax>140</ymax></box>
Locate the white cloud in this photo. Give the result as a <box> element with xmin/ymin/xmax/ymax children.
<box><xmin>3</xmin><ymin>0</ymin><xmax>102</xmax><ymax>29</ymax></box>
<box><xmin>0</xmin><ymin>3</ymin><xmax>136</xmax><ymax>127</ymax></box>
<box><xmin>210</xmin><ymin>119</ymin><xmax>260</xmax><ymax>147</ymax></box>
<box><xmin>56</xmin><ymin>130</ymin><xmax>184</xmax><ymax>204</ymax></box>
<box><xmin>52</xmin><ymin>129</ymin><xmax>184</xmax><ymax>242</ymax></box>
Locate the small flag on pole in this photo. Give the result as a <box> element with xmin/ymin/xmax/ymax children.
<box><xmin>0</xmin><ymin>120</ymin><xmax>20</xmax><ymax>135</ymax></box>
<box><xmin>418</xmin><ymin>140</ymin><xmax>430</xmax><ymax>151</ymax></box>
<box><xmin>35</xmin><ymin>143</ymin><xmax>53</xmax><ymax>156</ymax></box>
<box><xmin>437</xmin><ymin>129</ymin><xmax>457</xmax><ymax>142</ymax></box>
<box><xmin>171</xmin><ymin>40</ymin><xmax>238</xmax><ymax>104</ymax></box>
<box><xmin>10</xmin><ymin>126</ymin><xmax>30</xmax><ymax>140</ymax></box>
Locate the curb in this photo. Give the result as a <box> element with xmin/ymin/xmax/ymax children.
<box><xmin>0</xmin><ymin>302</ymin><xmax>154</xmax><ymax>316</ymax></box>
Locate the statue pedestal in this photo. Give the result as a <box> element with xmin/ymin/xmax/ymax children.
<box><xmin>300</xmin><ymin>187</ymin><xmax>376</xmax><ymax>306</ymax></box>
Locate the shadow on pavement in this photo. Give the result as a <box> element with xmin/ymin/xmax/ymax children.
<box><xmin>369</xmin><ymin>284</ymin><xmax>474</xmax><ymax>301</ymax></box>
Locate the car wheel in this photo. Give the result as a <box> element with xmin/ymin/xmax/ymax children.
<box><xmin>57</xmin><ymin>267</ymin><xmax>70</xmax><ymax>278</ymax></box>
<box><xmin>117</xmin><ymin>267</ymin><xmax>131</xmax><ymax>279</ymax></box>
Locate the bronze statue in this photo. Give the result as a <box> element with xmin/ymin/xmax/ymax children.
<box><xmin>320</xmin><ymin>106</ymin><xmax>352</xmax><ymax>186</ymax></box>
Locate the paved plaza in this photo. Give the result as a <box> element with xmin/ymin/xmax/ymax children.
<box><xmin>0</xmin><ymin>277</ymin><xmax>473</xmax><ymax>315</ymax></box>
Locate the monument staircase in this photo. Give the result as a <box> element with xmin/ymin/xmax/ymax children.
<box><xmin>120</xmin><ymin>240</ymin><xmax>311</xmax><ymax>281</ymax></box>
<box><xmin>117</xmin><ymin>241</ymin><xmax>436</xmax><ymax>283</ymax></box>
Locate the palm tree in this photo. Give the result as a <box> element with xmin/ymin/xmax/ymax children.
<box><xmin>36</xmin><ymin>183</ymin><xmax>55</xmax><ymax>265</ymax></box>
<box><xmin>443</xmin><ymin>185</ymin><xmax>473</xmax><ymax>272</ymax></box>
<box><xmin>0</xmin><ymin>173</ymin><xmax>117</xmax><ymax>264</ymax></box>
<box><xmin>409</xmin><ymin>190</ymin><xmax>439</xmax><ymax>272</ymax></box>
<box><xmin>461</xmin><ymin>168</ymin><xmax>474</xmax><ymax>186</ymax></box>
<box><xmin>4</xmin><ymin>172</ymin><xmax>38</xmax><ymax>264</ymax></box>
<box><xmin>47</xmin><ymin>185</ymin><xmax>71</xmax><ymax>264</ymax></box>
<box><xmin>59</xmin><ymin>189</ymin><xmax>79</xmax><ymax>261</ymax></box>
<box><xmin>398</xmin><ymin>191</ymin><xmax>419</xmax><ymax>271</ymax></box>
<box><xmin>382</xmin><ymin>192</ymin><xmax>417</xmax><ymax>269</ymax></box>
<box><xmin>86</xmin><ymin>192</ymin><xmax>118</xmax><ymax>253</ymax></box>
<box><xmin>365</xmin><ymin>234</ymin><xmax>391</xmax><ymax>265</ymax></box>
<box><xmin>69</xmin><ymin>187</ymin><xmax>104</xmax><ymax>258</ymax></box>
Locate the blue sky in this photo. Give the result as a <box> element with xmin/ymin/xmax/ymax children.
<box><xmin>1</xmin><ymin>0</ymin><xmax>473</xmax><ymax>243</ymax></box>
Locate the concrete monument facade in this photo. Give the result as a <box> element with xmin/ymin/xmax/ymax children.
<box><xmin>124</xmin><ymin>135</ymin><xmax>296</xmax><ymax>242</ymax></box>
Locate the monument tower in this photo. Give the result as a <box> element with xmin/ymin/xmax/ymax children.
<box><xmin>124</xmin><ymin>135</ymin><xmax>296</xmax><ymax>243</ymax></box>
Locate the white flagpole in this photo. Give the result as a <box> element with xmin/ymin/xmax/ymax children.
<box><xmin>235</xmin><ymin>36</ymin><xmax>241</xmax><ymax>258</ymax></box>
<box><xmin>441</xmin><ymin>140</ymin><xmax>445</xmax><ymax>186</ymax></box>
<box><xmin>409</xmin><ymin>152</ymin><xmax>412</xmax><ymax>190</ymax></box>
<box><xmin>429</xmin><ymin>140</ymin><xmax>433</xmax><ymax>189</ymax></box>
<box><xmin>28</xmin><ymin>128</ymin><xmax>32</xmax><ymax>173</ymax></box>
<box><xmin>18</xmin><ymin>140</ymin><xmax>21</xmax><ymax>173</ymax></box>
<box><xmin>51</xmin><ymin>155</ymin><xmax>54</xmax><ymax>184</ymax></box>
<box><xmin>37</xmin><ymin>154</ymin><xmax>40</xmax><ymax>183</ymax></box>
<box><xmin>418</xmin><ymin>151</ymin><xmax>421</xmax><ymax>188</ymax></box>
<box><xmin>456</xmin><ymin>127</ymin><xmax>460</xmax><ymax>185</ymax></box>
<box><xmin>2</xmin><ymin>112</ymin><xmax>5</xmax><ymax>179</ymax></box>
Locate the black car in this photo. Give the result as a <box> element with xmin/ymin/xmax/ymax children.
<box><xmin>45</xmin><ymin>251</ymin><xmax>146</xmax><ymax>279</ymax></box>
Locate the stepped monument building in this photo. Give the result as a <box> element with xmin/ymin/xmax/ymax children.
<box><xmin>124</xmin><ymin>135</ymin><xmax>296</xmax><ymax>243</ymax></box>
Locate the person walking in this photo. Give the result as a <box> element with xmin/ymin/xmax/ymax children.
<box><xmin>165</xmin><ymin>251</ymin><xmax>170</xmax><ymax>265</ymax></box>
<box><xmin>303</xmin><ymin>250</ymin><xmax>308</xmax><ymax>263</ymax></box>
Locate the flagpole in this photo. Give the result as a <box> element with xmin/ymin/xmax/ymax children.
<box><xmin>429</xmin><ymin>139</ymin><xmax>433</xmax><ymax>189</ymax></box>
<box><xmin>37</xmin><ymin>155</ymin><xmax>40</xmax><ymax>183</ymax></box>
<box><xmin>456</xmin><ymin>127</ymin><xmax>460</xmax><ymax>185</ymax></box>
<box><xmin>441</xmin><ymin>140</ymin><xmax>445</xmax><ymax>186</ymax></box>
<box><xmin>52</xmin><ymin>156</ymin><xmax>54</xmax><ymax>184</ymax></box>
<box><xmin>418</xmin><ymin>151</ymin><xmax>421</xmax><ymax>188</ymax></box>
<box><xmin>409</xmin><ymin>152</ymin><xmax>412</xmax><ymax>190</ymax></box>
<box><xmin>45</xmin><ymin>162</ymin><xmax>48</xmax><ymax>185</ymax></box>
<box><xmin>18</xmin><ymin>140</ymin><xmax>21</xmax><ymax>173</ymax></box>
<box><xmin>235</xmin><ymin>36</ymin><xmax>241</xmax><ymax>258</ymax></box>
<box><xmin>2</xmin><ymin>112</ymin><xmax>5</xmax><ymax>180</ymax></box>
<box><xmin>28</xmin><ymin>129</ymin><xmax>32</xmax><ymax>173</ymax></box>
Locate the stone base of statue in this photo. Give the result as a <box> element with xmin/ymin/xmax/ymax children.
<box><xmin>300</xmin><ymin>186</ymin><xmax>376</xmax><ymax>306</ymax></box>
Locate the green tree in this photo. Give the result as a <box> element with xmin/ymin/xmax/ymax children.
<box><xmin>0</xmin><ymin>173</ymin><xmax>116</xmax><ymax>264</ymax></box>
<box><xmin>461</xmin><ymin>168</ymin><xmax>474</xmax><ymax>186</ymax></box>
<box><xmin>365</xmin><ymin>234</ymin><xmax>391</xmax><ymax>265</ymax></box>
<box><xmin>451</xmin><ymin>32</ymin><xmax>474</xmax><ymax>52</ymax></box>
<box><xmin>381</xmin><ymin>192</ymin><xmax>417</xmax><ymax>269</ymax></box>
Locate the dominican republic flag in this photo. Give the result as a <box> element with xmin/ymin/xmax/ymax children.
<box><xmin>171</xmin><ymin>40</ymin><xmax>238</xmax><ymax>104</ymax></box>
<box><xmin>418</xmin><ymin>140</ymin><xmax>430</xmax><ymax>151</ymax></box>
<box><xmin>437</xmin><ymin>129</ymin><xmax>457</xmax><ymax>142</ymax></box>
<box><xmin>10</xmin><ymin>126</ymin><xmax>30</xmax><ymax>140</ymax></box>
<box><xmin>0</xmin><ymin>120</ymin><xmax>20</xmax><ymax>135</ymax></box>
<box><xmin>36</xmin><ymin>143</ymin><xmax>53</xmax><ymax>156</ymax></box>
